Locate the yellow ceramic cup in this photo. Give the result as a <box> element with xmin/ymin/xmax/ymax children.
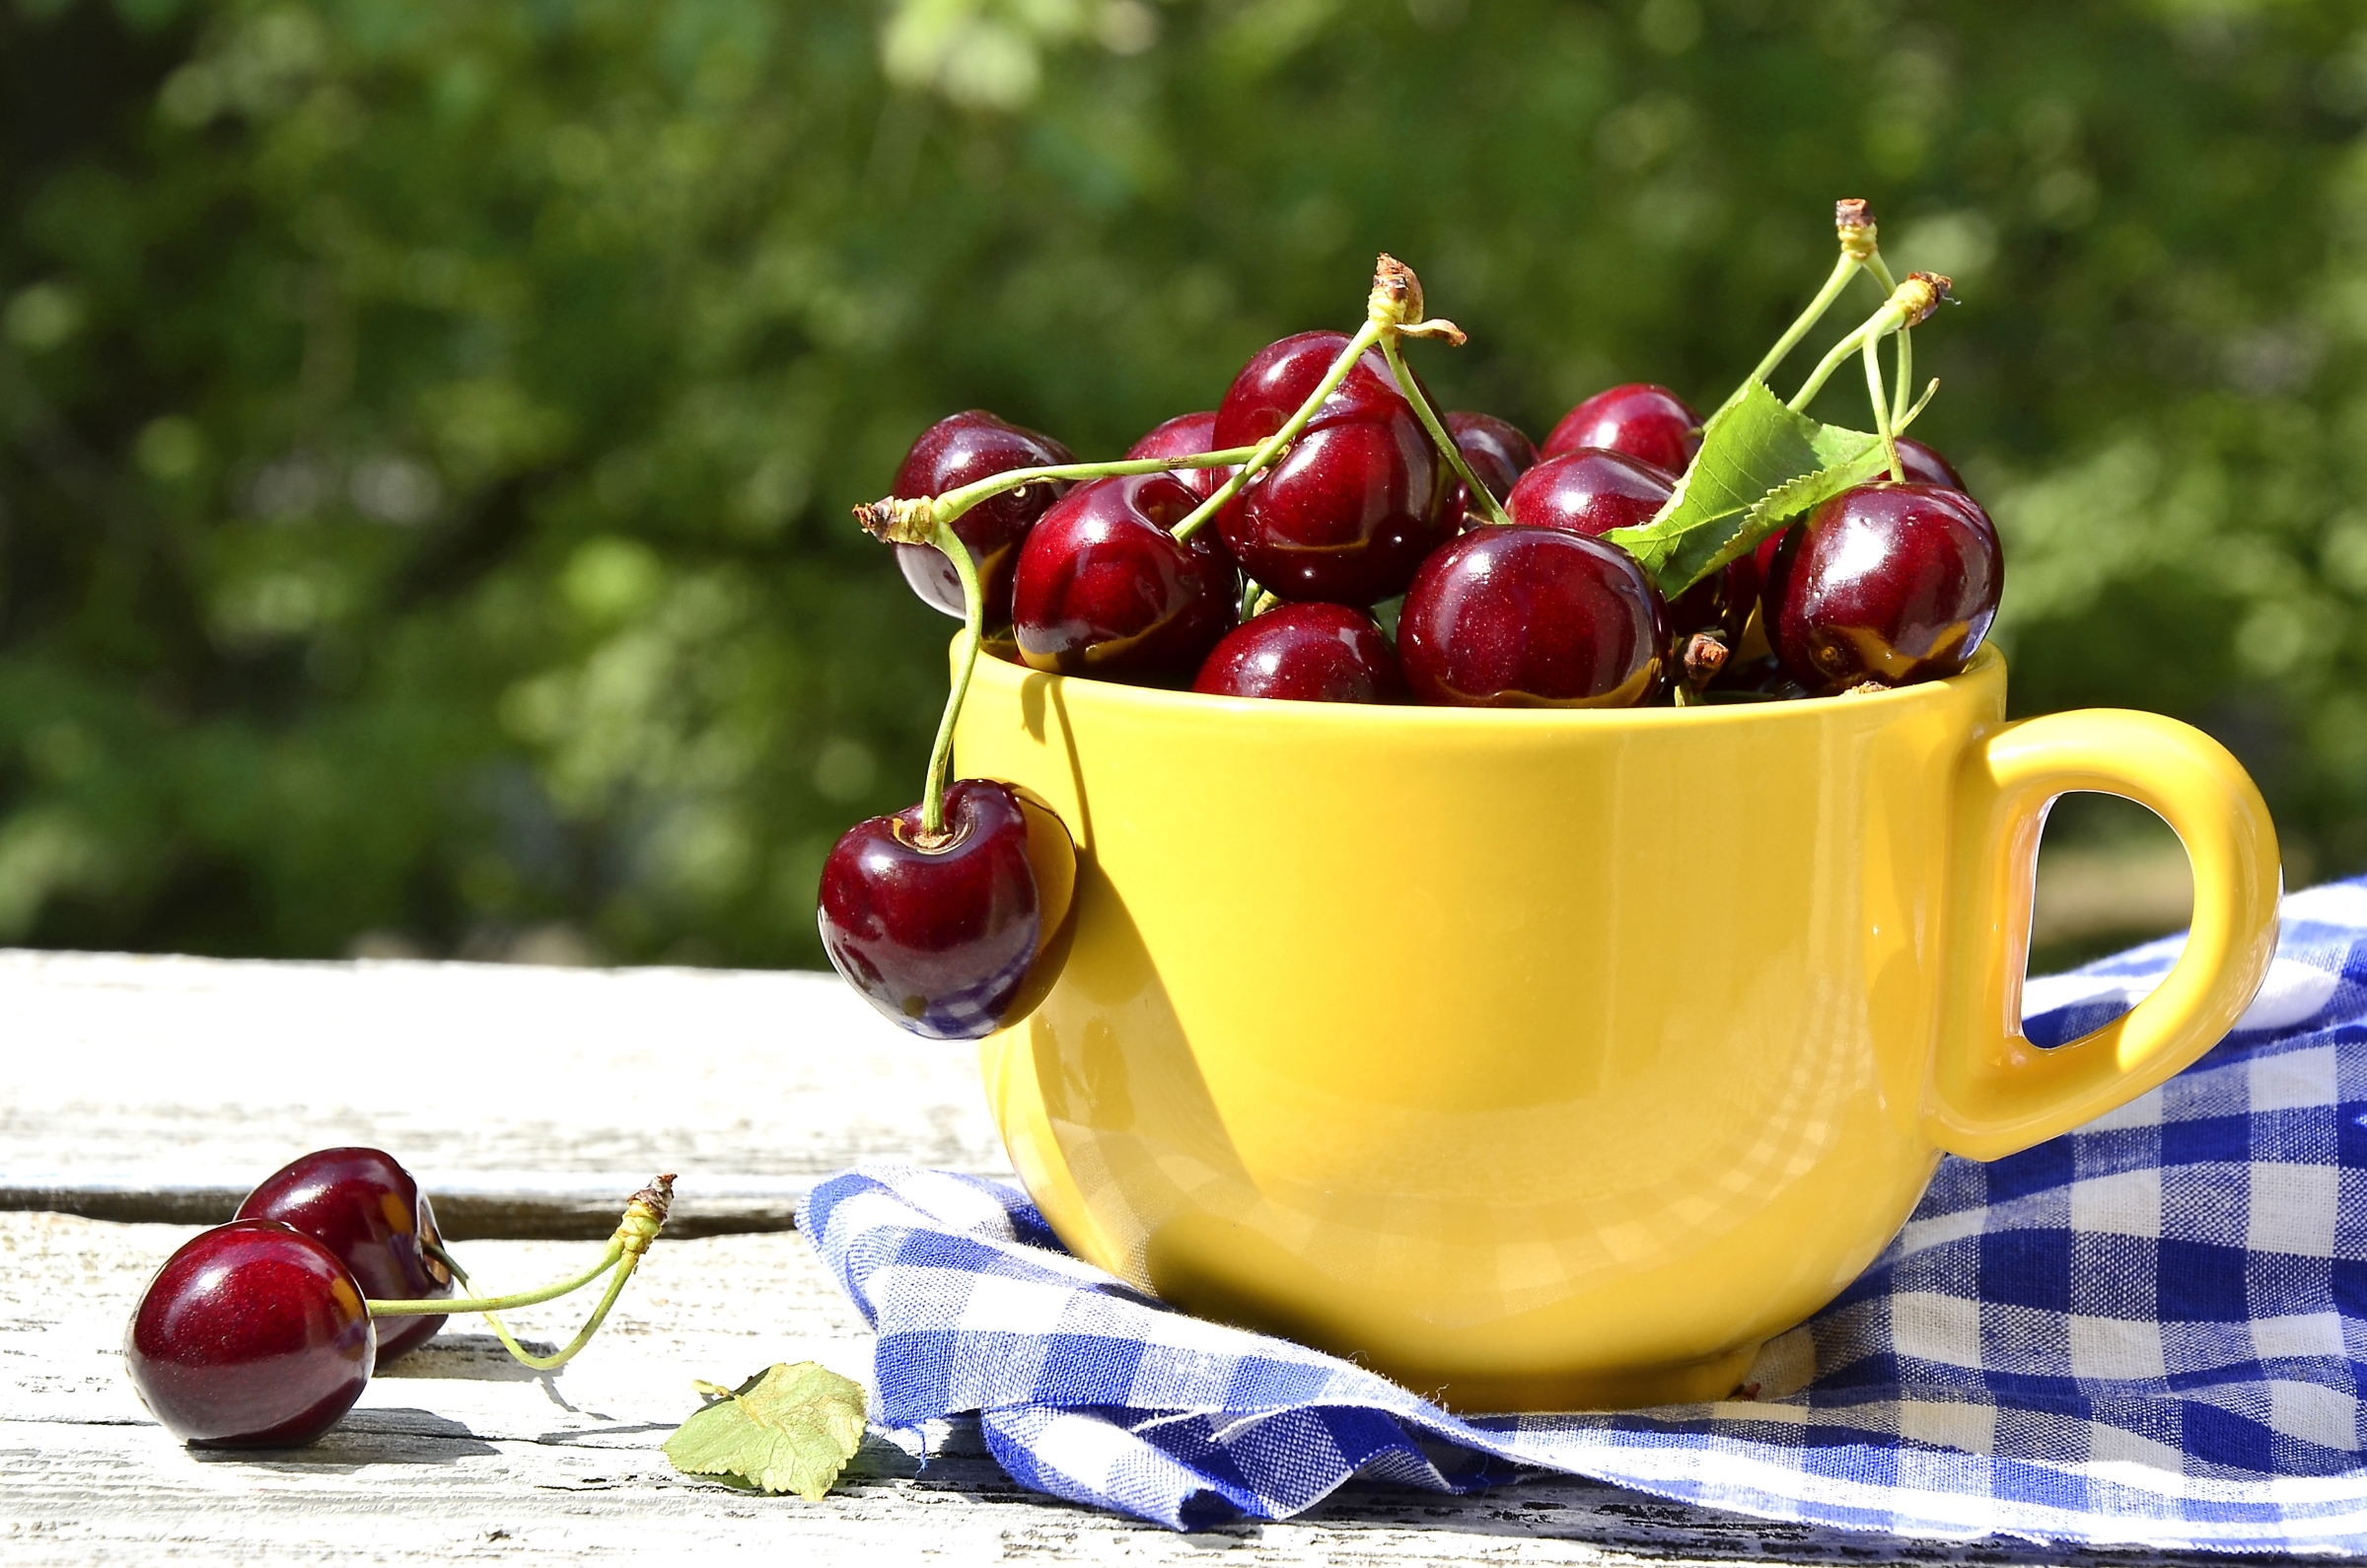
<box><xmin>956</xmin><ymin>645</ymin><xmax>2280</xmax><ymax>1411</ymax></box>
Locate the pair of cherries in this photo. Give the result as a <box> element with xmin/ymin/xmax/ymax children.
<box><xmin>124</xmin><ymin>1148</ymin><xmax>669</xmax><ymax>1448</ymax></box>
<box><xmin>124</xmin><ymin>1148</ymin><xmax>454</xmax><ymax>1447</ymax></box>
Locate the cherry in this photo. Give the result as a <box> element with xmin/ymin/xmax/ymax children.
<box><xmin>1505</xmin><ymin>447</ymin><xmax>1673</xmax><ymax>537</ymax></box>
<box><xmin>891</xmin><ymin>410</ymin><xmax>1075</xmax><ymax>626</ymax></box>
<box><xmin>1542</xmin><ymin>383</ymin><xmax>1703</xmax><ymax>474</ymax></box>
<box><xmin>1504</xmin><ymin>448</ymin><xmax>1745</xmax><ymax>638</ymax></box>
<box><xmin>1211</xmin><ymin>330</ymin><xmax>1454</xmax><ymax>606</ymax></box>
<box><xmin>236</xmin><ymin>1148</ymin><xmax>453</xmax><ymax>1363</ymax></box>
<box><xmin>1011</xmin><ymin>473</ymin><xmax>1236</xmax><ymax>683</ymax></box>
<box><xmin>1125</xmin><ymin>411</ymin><xmax>1234</xmax><ymax>502</ymax></box>
<box><xmin>1192</xmin><ymin>603</ymin><xmax>1405</xmax><ymax>703</ymax></box>
<box><xmin>1399</xmin><ymin>527</ymin><xmax>1670</xmax><ymax>707</ymax></box>
<box><xmin>818</xmin><ymin>778</ymin><xmax>1077</xmax><ymax>1039</ymax></box>
<box><xmin>1444</xmin><ymin>411</ymin><xmax>1536</xmax><ymax>528</ymax></box>
<box><xmin>124</xmin><ymin>1219</ymin><xmax>375</xmax><ymax>1448</ymax></box>
<box><xmin>1894</xmin><ymin>435</ymin><xmax>1967</xmax><ymax>491</ymax></box>
<box><xmin>1762</xmin><ymin>481</ymin><xmax>2003</xmax><ymax>693</ymax></box>
<box><xmin>1728</xmin><ymin>443</ymin><xmax>1963</xmax><ymax>631</ymax></box>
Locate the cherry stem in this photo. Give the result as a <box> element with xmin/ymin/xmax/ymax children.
<box><xmin>1171</xmin><ymin>319</ymin><xmax>1384</xmax><ymax>541</ymax></box>
<box><xmin>1746</xmin><ymin>251</ymin><xmax>1862</xmax><ymax>390</ymax></box>
<box><xmin>370</xmin><ymin>1242</ymin><xmax>619</xmax><ymax>1316</ymax></box>
<box><xmin>919</xmin><ymin>520</ymin><xmax>984</xmax><ymax>839</ymax></box>
<box><xmin>1238</xmin><ymin>577</ymin><xmax>1263</xmax><ymax>621</ymax></box>
<box><xmin>427</xmin><ymin>1242</ymin><xmax>635</xmax><ymax>1374</ymax></box>
<box><xmin>1862</xmin><ymin>334</ymin><xmax>1903</xmax><ymax>482</ymax></box>
<box><xmin>1786</xmin><ymin>294</ymin><xmax>1912</xmax><ymax>413</ymax></box>
<box><xmin>1380</xmin><ymin>332</ymin><xmax>1512</xmax><ymax>528</ymax></box>
<box><xmin>1892</xmin><ymin>326</ymin><xmax>1913</xmax><ymax>430</ymax></box>
<box><xmin>929</xmin><ymin>450</ymin><xmax>1256</xmax><ymax>528</ymax></box>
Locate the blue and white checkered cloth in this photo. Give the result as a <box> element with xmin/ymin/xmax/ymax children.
<box><xmin>801</xmin><ymin>876</ymin><xmax>2367</xmax><ymax>1551</ymax></box>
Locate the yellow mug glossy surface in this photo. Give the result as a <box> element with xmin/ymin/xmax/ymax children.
<box><xmin>956</xmin><ymin>646</ymin><xmax>2280</xmax><ymax>1411</ymax></box>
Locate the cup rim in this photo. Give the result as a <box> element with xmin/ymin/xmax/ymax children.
<box><xmin>969</xmin><ymin>642</ymin><xmax>2002</xmax><ymax>731</ymax></box>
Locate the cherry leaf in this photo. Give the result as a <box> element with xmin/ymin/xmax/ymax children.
<box><xmin>663</xmin><ymin>1361</ymin><xmax>868</xmax><ymax>1500</ymax></box>
<box><xmin>1605</xmin><ymin>379</ymin><xmax>1888</xmax><ymax>597</ymax></box>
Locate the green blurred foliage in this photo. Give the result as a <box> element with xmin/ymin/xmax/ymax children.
<box><xmin>2</xmin><ymin>0</ymin><xmax>2363</xmax><ymax>964</ymax></box>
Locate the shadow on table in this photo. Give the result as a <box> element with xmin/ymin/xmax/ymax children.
<box><xmin>187</xmin><ymin>1408</ymin><xmax>496</xmax><ymax>1469</ymax></box>
<box><xmin>374</xmin><ymin>1332</ymin><xmax>552</xmax><ymax>1383</ymax></box>
<box><xmin>1327</xmin><ymin>1474</ymin><xmax>2286</xmax><ymax>1566</ymax></box>
<box><xmin>874</xmin><ymin>1421</ymin><xmax>2276</xmax><ymax>1561</ymax></box>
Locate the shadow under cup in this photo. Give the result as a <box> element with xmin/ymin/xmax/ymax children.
<box><xmin>958</xmin><ymin>645</ymin><xmax>2281</xmax><ymax>1412</ymax></box>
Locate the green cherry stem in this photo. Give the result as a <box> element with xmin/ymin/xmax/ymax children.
<box><xmin>1171</xmin><ymin>319</ymin><xmax>1384</xmax><ymax>541</ymax></box>
<box><xmin>1892</xmin><ymin>326</ymin><xmax>1914</xmax><ymax>430</ymax></box>
<box><xmin>1380</xmin><ymin>332</ymin><xmax>1512</xmax><ymax>528</ymax></box>
<box><xmin>370</xmin><ymin>1245</ymin><xmax>619</xmax><ymax>1316</ymax></box>
<box><xmin>1746</xmin><ymin>251</ymin><xmax>1862</xmax><ymax>390</ymax></box>
<box><xmin>1862</xmin><ymin>333</ymin><xmax>1903</xmax><ymax>482</ymax></box>
<box><xmin>429</xmin><ymin>1242</ymin><xmax>635</xmax><ymax>1374</ymax></box>
<box><xmin>852</xmin><ymin>450</ymin><xmax>1257</xmax><ymax>544</ymax></box>
<box><xmin>370</xmin><ymin>1176</ymin><xmax>672</xmax><ymax>1319</ymax></box>
<box><xmin>932</xmin><ymin>450</ymin><xmax>1255</xmax><ymax>525</ymax></box>
<box><xmin>386</xmin><ymin>1176</ymin><xmax>674</xmax><ymax>1375</ymax></box>
<box><xmin>917</xmin><ymin>521</ymin><xmax>985</xmax><ymax>839</ymax></box>
<box><xmin>1853</xmin><ymin>244</ymin><xmax>1918</xmax><ymax>426</ymax></box>
<box><xmin>1785</xmin><ymin>273</ymin><xmax>1951</xmax><ymax>414</ymax></box>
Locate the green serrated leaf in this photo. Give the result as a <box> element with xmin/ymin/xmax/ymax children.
<box><xmin>663</xmin><ymin>1361</ymin><xmax>869</xmax><ymax>1501</ymax></box>
<box><xmin>1604</xmin><ymin>379</ymin><xmax>1888</xmax><ymax>597</ymax></box>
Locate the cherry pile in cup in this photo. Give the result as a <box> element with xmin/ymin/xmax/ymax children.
<box><xmin>122</xmin><ymin>1146</ymin><xmax>670</xmax><ymax>1448</ymax></box>
<box><xmin>818</xmin><ymin>200</ymin><xmax>2001</xmax><ymax>1043</ymax></box>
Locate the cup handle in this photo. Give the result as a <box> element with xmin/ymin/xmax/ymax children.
<box><xmin>1926</xmin><ymin>708</ymin><xmax>2281</xmax><ymax>1162</ymax></box>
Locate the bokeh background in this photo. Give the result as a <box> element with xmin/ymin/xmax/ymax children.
<box><xmin>2</xmin><ymin>0</ymin><xmax>2358</xmax><ymax>969</ymax></box>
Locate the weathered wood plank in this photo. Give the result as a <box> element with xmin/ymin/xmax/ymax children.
<box><xmin>0</xmin><ymin>1213</ymin><xmax>2228</xmax><ymax>1567</ymax></box>
<box><xmin>0</xmin><ymin>950</ymin><xmax>1007</xmax><ymax>1235</ymax></box>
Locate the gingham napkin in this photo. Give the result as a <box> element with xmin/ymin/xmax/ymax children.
<box><xmin>801</xmin><ymin>876</ymin><xmax>2367</xmax><ymax>1550</ymax></box>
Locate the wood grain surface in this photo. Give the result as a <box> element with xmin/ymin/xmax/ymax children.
<box><xmin>0</xmin><ymin>950</ymin><xmax>1007</xmax><ymax>1236</ymax></box>
<box><xmin>2</xmin><ymin>1211</ymin><xmax>2230</xmax><ymax>1567</ymax></box>
<box><xmin>0</xmin><ymin>950</ymin><xmax>2266</xmax><ymax>1563</ymax></box>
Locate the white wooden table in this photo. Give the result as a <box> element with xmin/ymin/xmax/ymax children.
<box><xmin>0</xmin><ymin>950</ymin><xmax>2236</xmax><ymax>1565</ymax></box>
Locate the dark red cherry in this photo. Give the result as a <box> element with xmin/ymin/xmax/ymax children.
<box><xmin>1211</xmin><ymin>331</ymin><xmax>1454</xmax><ymax>606</ymax></box>
<box><xmin>1444</xmin><ymin>411</ymin><xmax>1537</xmax><ymax>528</ymax></box>
<box><xmin>1011</xmin><ymin>472</ymin><xmax>1236</xmax><ymax>683</ymax></box>
<box><xmin>236</xmin><ymin>1148</ymin><xmax>452</xmax><ymax>1363</ymax></box>
<box><xmin>1399</xmin><ymin>527</ymin><xmax>1670</xmax><ymax>707</ymax></box>
<box><xmin>818</xmin><ymin>779</ymin><xmax>1077</xmax><ymax>1040</ymax></box>
<box><xmin>1763</xmin><ymin>481</ymin><xmax>2003</xmax><ymax>693</ymax></box>
<box><xmin>1542</xmin><ymin>384</ymin><xmax>1703</xmax><ymax>474</ymax></box>
<box><xmin>1125</xmin><ymin>411</ymin><xmax>1234</xmax><ymax>502</ymax></box>
<box><xmin>124</xmin><ymin>1219</ymin><xmax>376</xmax><ymax>1448</ymax></box>
<box><xmin>1505</xmin><ymin>447</ymin><xmax>1674</xmax><ymax>537</ymax></box>
<box><xmin>891</xmin><ymin>411</ymin><xmax>1075</xmax><ymax>625</ymax></box>
<box><xmin>1192</xmin><ymin>604</ymin><xmax>1405</xmax><ymax>703</ymax></box>
<box><xmin>1504</xmin><ymin>449</ymin><xmax>1742</xmax><ymax>638</ymax></box>
<box><xmin>1894</xmin><ymin>436</ymin><xmax>1967</xmax><ymax>492</ymax></box>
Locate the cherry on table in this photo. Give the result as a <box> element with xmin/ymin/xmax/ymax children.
<box><xmin>891</xmin><ymin>410</ymin><xmax>1075</xmax><ymax>626</ymax></box>
<box><xmin>124</xmin><ymin>1219</ymin><xmax>376</xmax><ymax>1448</ymax></box>
<box><xmin>818</xmin><ymin>778</ymin><xmax>1078</xmax><ymax>1040</ymax></box>
<box><xmin>1125</xmin><ymin>411</ymin><xmax>1234</xmax><ymax>502</ymax></box>
<box><xmin>1762</xmin><ymin>481</ymin><xmax>2003</xmax><ymax>693</ymax></box>
<box><xmin>1193</xmin><ymin>603</ymin><xmax>1405</xmax><ymax>703</ymax></box>
<box><xmin>1011</xmin><ymin>472</ymin><xmax>1237</xmax><ymax>684</ymax></box>
<box><xmin>1399</xmin><ymin>526</ymin><xmax>1670</xmax><ymax>707</ymax></box>
<box><xmin>1211</xmin><ymin>330</ymin><xmax>1455</xmax><ymax>606</ymax></box>
<box><xmin>1444</xmin><ymin>411</ymin><xmax>1537</xmax><ymax>528</ymax></box>
<box><xmin>236</xmin><ymin>1147</ymin><xmax>453</xmax><ymax>1363</ymax></box>
<box><xmin>1542</xmin><ymin>384</ymin><xmax>1703</xmax><ymax>474</ymax></box>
